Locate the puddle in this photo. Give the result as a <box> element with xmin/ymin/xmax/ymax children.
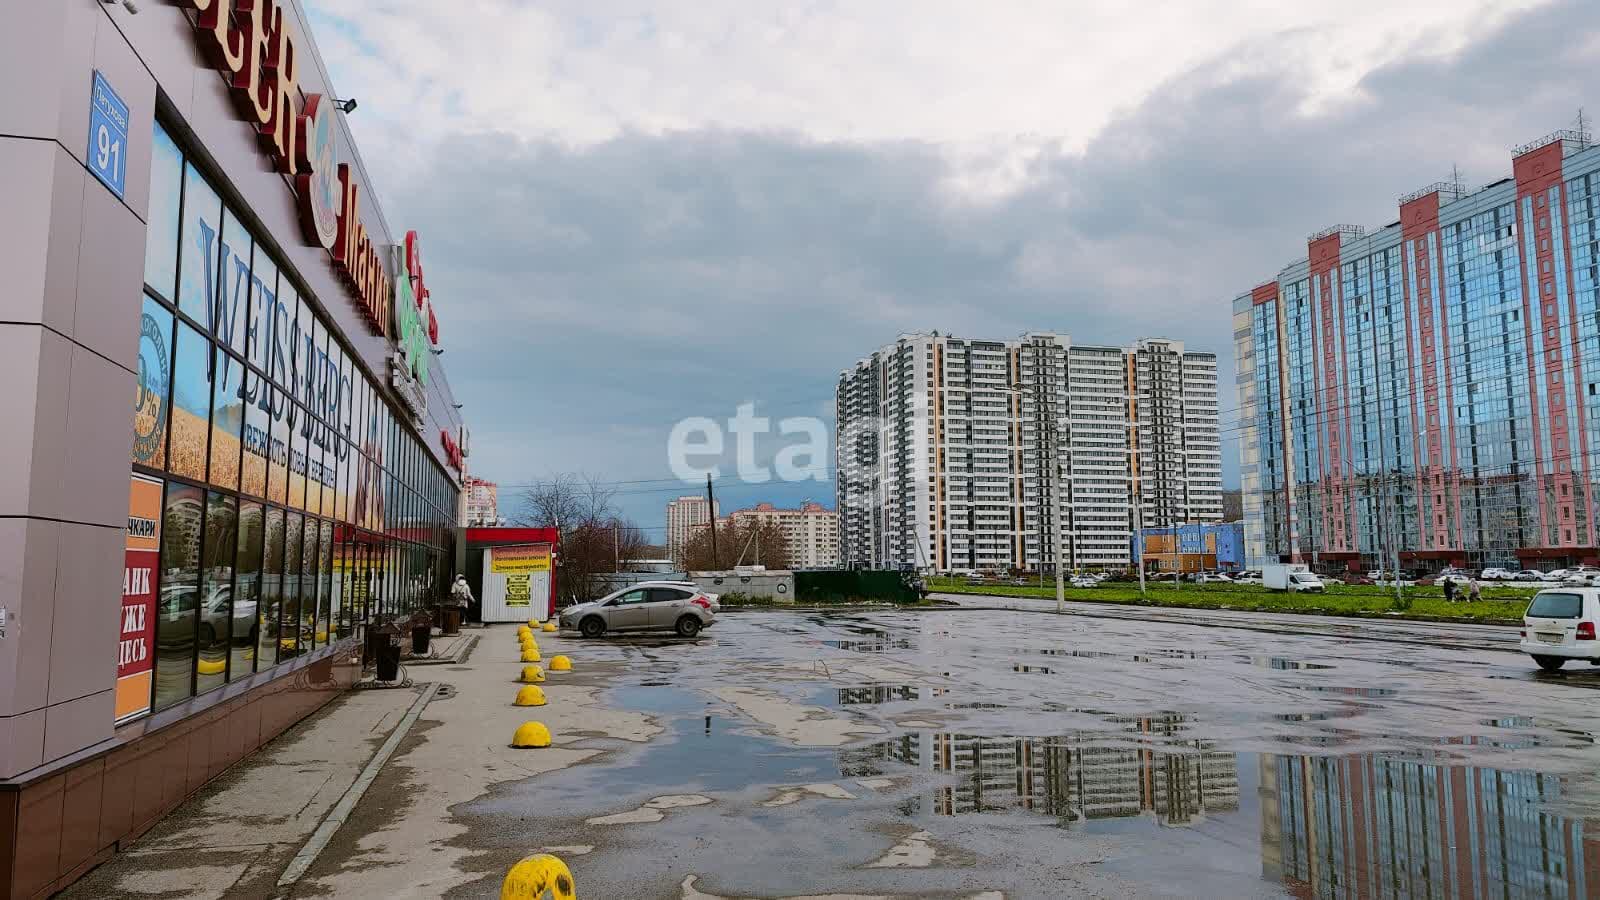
<box><xmin>1292</xmin><ymin>685</ymin><xmax>1398</xmax><ymax>698</ymax></box>
<box><xmin>1250</xmin><ymin>656</ymin><xmax>1335</xmax><ymax>670</ymax></box>
<box><xmin>831</xmin><ymin>684</ymin><xmax>943</xmax><ymax>706</ymax></box>
<box><xmin>1035</xmin><ymin>648</ymin><xmax>1215</xmax><ymax>663</ymax></box>
<box><xmin>821</xmin><ymin>638</ymin><xmax>915</xmax><ymax>653</ymax></box>
<box><xmin>462</xmin><ymin>678</ymin><xmax>1600</xmax><ymax>900</ymax></box>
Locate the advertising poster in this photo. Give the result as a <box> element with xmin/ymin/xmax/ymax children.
<box><xmin>504</xmin><ymin>574</ymin><xmax>531</xmax><ymax>607</ymax></box>
<box><xmin>480</xmin><ymin>543</ymin><xmax>553</xmax><ymax>622</ymax></box>
<box><xmin>489</xmin><ymin>544</ymin><xmax>552</xmax><ymax>574</ymax></box>
<box><xmin>118</xmin><ymin>475</ymin><xmax>162</xmax><ymax>722</ymax></box>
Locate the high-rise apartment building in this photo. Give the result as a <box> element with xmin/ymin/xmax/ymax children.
<box><xmin>464</xmin><ymin>476</ymin><xmax>500</xmax><ymax>526</ymax></box>
<box><xmin>728</xmin><ymin>501</ymin><xmax>842</xmax><ymax>568</ymax></box>
<box><xmin>666</xmin><ymin>495</ymin><xmax>720</xmax><ymax>564</ymax></box>
<box><xmin>1234</xmin><ymin>127</ymin><xmax>1600</xmax><ymax>571</ymax></box>
<box><xmin>835</xmin><ymin>333</ymin><xmax>1221</xmax><ymax>572</ymax></box>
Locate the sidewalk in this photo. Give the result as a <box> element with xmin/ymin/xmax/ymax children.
<box><xmin>60</xmin><ymin>625</ymin><xmax>657</xmax><ymax>899</ymax></box>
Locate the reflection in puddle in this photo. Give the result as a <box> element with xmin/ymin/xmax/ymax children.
<box><xmin>822</xmin><ymin>637</ymin><xmax>915</xmax><ymax>653</ymax></box>
<box><xmin>1294</xmin><ymin>685</ymin><xmax>1399</xmax><ymax>698</ymax></box>
<box><xmin>1263</xmin><ymin>755</ymin><xmax>1597</xmax><ymax>899</ymax></box>
<box><xmin>840</xmin><ymin>725</ymin><xmax>1600</xmax><ymax>898</ymax></box>
<box><xmin>834</xmin><ymin>684</ymin><xmax>944</xmax><ymax>705</ymax></box>
<box><xmin>1252</xmin><ymin>657</ymin><xmax>1335</xmax><ymax>670</ymax></box>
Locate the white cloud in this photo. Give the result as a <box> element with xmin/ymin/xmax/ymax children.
<box><xmin>308</xmin><ymin>0</ymin><xmax>1549</xmax><ymax>159</ymax></box>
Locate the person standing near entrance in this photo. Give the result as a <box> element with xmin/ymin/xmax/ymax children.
<box><xmin>451</xmin><ymin>574</ymin><xmax>474</xmax><ymax>608</ymax></box>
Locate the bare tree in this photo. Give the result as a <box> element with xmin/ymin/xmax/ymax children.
<box><xmin>681</xmin><ymin>519</ymin><xmax>793</xmax><ymax>571</ymax></box>
<box><xmin>518</xmin><ymin>473</ymin><xmax>649</xmax><ymax>603</ymax></box>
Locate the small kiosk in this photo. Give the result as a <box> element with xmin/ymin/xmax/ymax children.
<box><xmin>465</xmin><ymin>527</ymin><xmax>561</xmax><ymax>623</ymax></box>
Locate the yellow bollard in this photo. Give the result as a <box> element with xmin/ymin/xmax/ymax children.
<box><xmin>513</xmin><ymin>685</ymin><xmax>547</xmax><ymax>707</ymax></box>
<box><xmin>516</xmin><ymin>626</ymin><xmax>532</xmax><ymax>639</ymax></box>
<box><xmin>196</xmin><ymin>657</ymin><xmax>225</xmax><ymax>676</ymax></box>
<box><xmin>510</xmin><ymin>721</ymin><xmax>552</xmax><ymax>748</ymax></box>
<box><xmin>527</xmin><ymin>618</ymin><xmax>541</xmax><ymax>629</ymax></box>
<box><xmin>500</xmin><ymin>853</ymin><xmax>574</xmax><ymax>899</ymax></box>
<box><xmin>542</xmin><ymin>622</ymin><xmax>558</xmax><ymax>633</ymax></box>
<box><xmin>521</xmin><ymin>646</ymin><xmax>542</xmax><ymax>663</ymax></box>
<box><xmin>519</xmin><ymin>665</ymin><xmax>545</xmax><ymax>683</ymax></box>
<box><xmin>549</xmin><ymin>655</ymin><xmax>572</xmax><ymax>672</ymax></box>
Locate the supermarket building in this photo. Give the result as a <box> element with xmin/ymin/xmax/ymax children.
<box><xmin>1</xmin><ymin>1</ymin><xmax>471</xmax><ymax>895</ymax></box>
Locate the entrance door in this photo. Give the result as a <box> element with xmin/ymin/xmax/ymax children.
<box><xmin>605</xmin><ymin>588</ymin><xmax>652</xmax><ymax>630</ymax></box>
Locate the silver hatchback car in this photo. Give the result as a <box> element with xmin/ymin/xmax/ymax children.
<box><xmin>560</xmin><ymin>581</ymin><xmax>719</xmax><ymax>638</ymax></box>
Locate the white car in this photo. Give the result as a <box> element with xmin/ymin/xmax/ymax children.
<box><xmin>1193</xmin><ymin>573</ymin><xmax>1232</xmax><ymax>584</ymax></box>
<box><xmin>1521</xmin><ymin>588</ymin><xmax>1600</xmax><ymax>671</ymax></box>
<box><xmin>1234</xmin><ymin>572</ymin><xmax>1263</xmax><ymax>585</ymax></box>
<box><xmin>1515</xmin><ymin>570</ymin><xmax>1550</xmax><ymax>582</ymax></box>
<box><xmin>1563</xmin><ymin>573</ymin><xmax>1600</xmax><ymax>587</ymax></box>
<box><xmin>1069</xmin><ymin>575</ymin><xmax>1098</xmax><ymax>588</ymax></box>
<box><xmin>1480</xmin><ymin>567</ymin><xmax>1515</xmax><ymax>581</ymax></box>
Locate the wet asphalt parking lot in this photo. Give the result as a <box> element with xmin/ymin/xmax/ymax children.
<box><xmin>451</xmin><ymin>605</ymin><xmax>1600</xmax><ymax>900</ymax></box>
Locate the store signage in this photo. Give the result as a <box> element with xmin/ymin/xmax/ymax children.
<box><xmin>489</xmin><ymin>544</ymin><xmax>553</xmax><ymax>574</ymax></box>
<box><xmin>175</xmin><ymin>0</ymin><xmax>390</xmax><ymax>336</ymax></box>
<box><xmin>392</xmin><ymin>238</ymin><xmax>431</xmax><ymax>385</ymax></box>
<box><xmin>87</xmin><ymin>70</ymin><xmax>129</xmax><ymax>199</ymax></box>
<box><xmin>440</xmin><ymin>429</ymin><xmax>464</xmax><ymax>472</ymax></box>
<box><xmin>119</xmin><ymin>475</ymin><xmax>162</xmax><ymax>723</ymax></box>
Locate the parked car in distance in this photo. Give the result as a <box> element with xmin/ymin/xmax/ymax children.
<box><xmin>1513</xmin><ymin>570</ymin><xmax>1548</xmax><ymax>581</ymax></box>
<box><xmin>1563</xmin><ymin>572</ymin><xmax>1600</xmax><ymax>587</ymax></box>
<box><xmin>1521</xmin><ymin>588</ymin><xmax>1600</xmax><ymax>671</ymax></box>
<box><xmin>1069</xmin><ymin>574</ymin><xmax>1098</xmax><ymax>588</ymax></box>
<box><xmin>1192</xmin><ymin>573</ymin><xmax>1232</xmax><ymax>584</ymax></box>
<box><xmin>560</xmin><ymin>581</ymin><xmax>718</xmax><ymax>638</ymax></box>
<box><xmin>1234</xmin><ymin>571</ymin><xmax>1263</xmax><ymax>585</ymax></box>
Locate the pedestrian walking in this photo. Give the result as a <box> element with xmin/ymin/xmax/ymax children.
<box><xmin>451</xmin><ymin>574</ymin><xmax>474</xmax><ymax>607</ymax></box>
<box><xmin>1442</xmin><ymin>577</ymin><xmax>1456</xmax><ymax>603</ymax></box>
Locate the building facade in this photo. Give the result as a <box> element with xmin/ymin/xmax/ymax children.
<box><xmin>1235</xmin><ymin>128</ymin><xmax>1600</xmax><ymax>572</ymax></box>
<box><xmin>836</xmin><ymin>333</ymin><xmax>1221</xmax><ymax>572</ymax></box>
<box><xmin>1133</xmin><ymin>522</ymin><xmax>1245</xmax><ymax>573</ymax></box>
<box><xmin>728</xmin><ymin>501</ymin><xmax>842</xmax><ymax>568</ymax></box>
<box><xmin>464</xmin><ymin>476</ymin><xmax>499</xmax><ymax>526</ymax></box>
<box><xmin>0</xmin><ymin>2</ymin><xmax>468</xmax><ymax>894</ymax></box>
<box><xmin>665</xmin><ymin>495</ymin><xmax>719</xmax><ymax>565</ymax></box>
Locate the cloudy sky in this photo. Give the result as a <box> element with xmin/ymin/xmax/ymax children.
<box><xmin>305</xmin><ymin>0</ymin><xmax>1593</xmax><ymax>532</ymax></box>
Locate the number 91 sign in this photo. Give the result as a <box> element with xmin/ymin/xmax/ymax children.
<box><xmin>88</xmin><ymin>70</ymin><xmax>130</xmax><ymax>200</ymax></box>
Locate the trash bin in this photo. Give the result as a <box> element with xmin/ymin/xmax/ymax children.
<box><xmin>441</xmin><ymin>604</ymin><xmax>463</xmax><ymax>635</ymax></box>
<box><xmin>373</xmin><ymin>621</ymin><xmax>402</xmax><ymax>681</ymax></box>
<box><xmin>411</xmin><ymin>611</ymin><xmax>433</xmax><ymax>655</ymax></box>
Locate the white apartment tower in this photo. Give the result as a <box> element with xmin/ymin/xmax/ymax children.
<box><xmin>835</xmin><ymin>333</ymin><xmax>1221</xmax><ymax>572</ymax></box>
<box><xmin>666</xmin><ymin>495</ymin><xmax>720</xmax><ymax>565</ymax></box>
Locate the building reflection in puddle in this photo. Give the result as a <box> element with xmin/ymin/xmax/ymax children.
<box><xmin>841</xmin><ymin>721</ymin><xmax>1599</xmax><ymax>897</ymax></box>
<box><xmin>1262</xmin><ymin>754</ymin><xmax>1597</xmax><ymax>899</ymax></box>
<box><xmin>841</xmin><ymin>715</ymin><xmax>1236</xmax><ymax>826</ymax></box>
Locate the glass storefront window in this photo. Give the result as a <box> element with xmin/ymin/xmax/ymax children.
<box><xmin>287</xmin><ymin>402</ymin><xmax>308</xmax><ymax>510</ymax></box>
<box><xmin>133</xmin><ymin>295</ymin><xmax>172</xmax><ymax>470</ymax></box>
<box><xmin>197</xmin><ymin>492</ymin><xmax>236</xmax><ymax>694</ymax></box>
<box><xmin>233</xmin><ymin>500</ymin><xmax>263</xmax><ymax>680</ymax></box>
<box><xmin>145</xmin><ymin>123</ymin><xmax>183</xmax><ymax>301</ymax></box>
<box><xmin>268</xmin><ymin>385</ymin><xmax>290</xmax><ymax>505</ymax></box>
<box><xmin>319</xmin><ymin>520</ymin><xmax>335</xmax><ymax>643</ymax></box>
<box><xmin>216</xmin><ymin>207</ymin><xmax>252</xmax><ymax>358</ymax></box>
<box><xmin>301</xmin><ymin>517</ymin><xmax>319</xmax><ymax>648</ymax></box>
<box><xmin>260</xmin><ymin>505</ymin><xmax>284</xmax><ymax>667</ymax></box>
<box><xmin>170</xmin><ymin>321</ymin><xmax>212</xmax><ymax>482</ymax></box>
<box><xmin>282</xmin><ymin>511</ymin><xmax>303</xmax><ymax>659</ymax></box>
<box><xmin>242</xmin><ymin>368</ymin><xmax>270</xmax><ymax>497</ymax></box>
<box><xmin>178</xmin><ymin>163</ymin><xmax>222</xmax><ymax>327</ymax></box>
<box><xmin>210</xmin><ymin>352</ymin><xmax>245</xmax><ymax>490</ymax></box>
<box><xmin>155</xmin><ymin>482</ymin><xmax>203</xmax><ymax>710</ymax></box>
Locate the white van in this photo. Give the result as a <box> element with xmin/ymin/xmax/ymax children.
<box><xmin>1521</xmin><ymin>588</ymin><xmax>1600</xmax><ymax>671</ymax></box>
